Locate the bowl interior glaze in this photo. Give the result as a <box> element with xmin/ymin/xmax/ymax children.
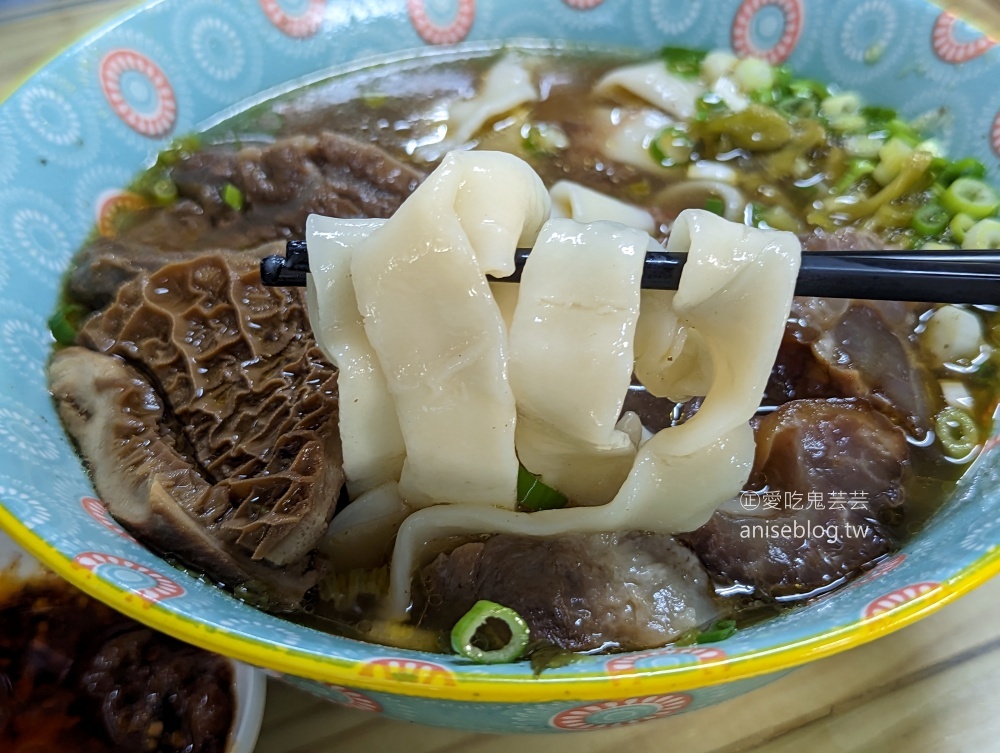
<box><xmin>0</xmin><ymin>0</ymin><xmax>999</xmax><ymax>733</ymax></box>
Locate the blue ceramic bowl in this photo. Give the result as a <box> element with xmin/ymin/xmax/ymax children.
<box><xmin>1</xmin><ymin>0</ymin><xmax>999</xmax><ymax>733</ymax></box>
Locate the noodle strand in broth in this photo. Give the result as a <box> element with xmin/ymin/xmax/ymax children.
<box><xmin>308</xmin><ymin>154</ymin><xmax>800</xmax><ymax>618</ymax></box>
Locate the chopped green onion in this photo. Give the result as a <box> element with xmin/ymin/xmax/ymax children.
<box><xmin>886</xmin><ymin>118</ymin><xmax>922</xmax><ymax>146</ymax></box>
<box><xmin>820</xmin><ymin>92</ymin><xmax>866</xmax><ymax>133</ymax></box>
<box><xmin>450</xmin><ymin>600</ymin><xmax>530</xmax><ymax>664</ymax></box>
<box><xmin>660</xmin><ymin>46</ymin><xmax>708</xmax><ymax>79</ymax></box>
<box><xmin>747</xmin><ymin>202</ymin><xmax>766</xmax><ymax>227</ymax></box>
<box><xmin>700</xmin><ymin>50</ymin><xmax>738</xmax><ymax>82</ymax></box>
<box><xmin>950</xmin><ymin>213</ymin><xmax>976</xmax><ymax>243</ymax></box>
<box><xmin>844</xmin><ymin>133</ymin><xmax>886</xmax><ymax>159</ymax></box>
<box><xmin>941</xmin><ymin>178</ymin><xmax>999</xmax><ymax>220</ymax></box>
<box><xmin>222</xmin><ymin>182</ymin><xmax>245</xmax><ymax>212</ymax></box>
<box><xmin>675</xmin><ymin>619</ymin><xmax>738</xmax><ymax>646</ymax></box>
<box><xmin>694</xmin><ymin>92</ymin><xmax>730</xmax><ymax>121</ymax></box>
<box><xmin>649</xmin><ymin>126</ymin><xmax>693</xmax><ymax>168</ymax></box>
<box><xmin>517</xmin><ymin>465</ymin><xmax>568</xmax><ymax>511</ymax></box>
<box><xmin>934</xmin><ymin>406</ymin><xmax>980</xmax><ymax>458</ymax></box>
<box><xmin>697</xmin><ymin>619</ymin><xmax>738</xmax><ymax>644</ymax></box>
<box><xmin>789</xmin><ymin>78</ymin><xmax>829</xmax><ymax>100</ymax></box>
<box><xmin>918</xmin><ymin>139</ymin><xmax>945</xmax><ymax>159</ymax></box>
<box><xmin>521</xmin><ymin>122</ymin><xmax>569</xmax><ymax>157</ymax></box>
<box><xmin>771</xmin><ymin>64</ymin><xmax>793</xmax><ymax>88</ymax></box>
<box><xmin>733</xmin><ymin>57</ymin><xmax>774</xmax><ymax>92</ymax></box>
<box><xmin>929</xmin><ymin>156</ymin><xmax>950</xmax><ymax>180</ymax></box>
<box><xmin>525</xmin><ymin>640</ymin><xmax>580</xmax><ymax>676</ymax></box>
<box><xmin>912</xmin><ymin>204</ymin><xmax>951</xmax><ymax>236</ymax></box>
<box><xmin>833</xmin><ymin>158</ymin><xmax>875</xmax><ymax>194</ymax></box>
<box><xmin>775</xmin><ymin>94</ymin><xmax>818</xmax><ymax>120</ymax></box>
<box><xmin>762</xmin><ymin>205</ymin><xmax>801</xmax><ymax>232</ymax></box>
<box><xmin>48</xmin><ymin>304</ymin><xmax>86</xmax><ymax>346</ymax></box>
<box><xmin>751</xmin><ymin>86</ymin><xmax>777</xmax><ymax>107</ymax></box>
<box><xmin>150</xmin><ymin>177</ymin><xmax>178</xmax><ymax>206</ymax></box>
<box><xmin>156</xmin><ymin>134</ymin><xmax>202</xmax><ymax>167</ymax></box>
<box><xmin>937</xmin><ymin>158</ymin><xmax>987</xmax><ymax>187</ymax></box>
<box><xmin>861</xmin><ymin>105</ymin><xmax>897</xmax><ymax>130</ymax></box>
<box><xmin>962</xmin><ymin>218</ymin><xmax>1000</xmax><ymax>250</ymax></box>
<box><xmin>705</xmin><ymin>197</ymin><xmax>725</xmax><ymax>216</ymax></box>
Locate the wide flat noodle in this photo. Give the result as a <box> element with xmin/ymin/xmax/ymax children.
<box><xmin>307</xmin><ymin>217</ymin><xmax>404</xmax><ymax>498</ymax></box>
<box><xmin>633</xmin><ymin>290</ymin><xmax>712</xmax><ymax>402</ymax></box>
<box><xmin>591</xmin><ymin>107</ymin><xmax>676</xmax><ymax>174</ymax></box>
<box><xmin>350</xmin><ymin>151</ymin><xmax>550</xmax><ymax>509</ymax></box>
<box><xmin>437</xmin><ymin>54</ymin><xmax>538</xmax><ymax>154</ymax></box>
<box><xmin>319</xmin><ymin>481</ymin><xmax>409</xmax><ymax>571</ymax></box>
<box><xmin>384</xmin><ymin>209</ymin><xmax>800</xmax><ymax>617</ymax></box>
<box><xmin>595</xmin><ymin>61</ymin><xmax>705</xmax><ymax>120</ymax></box>
<box><xmin>493</xmin><ymin>183</ymin><xmax>654</xmax><ymax>333</ymax></box>
<box><xmin>549</xmin><ymin>181</ymin><xmax>655</xmax><ymax>233</ymax></box>
<box><xmin>510</xmin><ymin>219</ymin><xmax>647</xmax><ymax>505</ymax></box>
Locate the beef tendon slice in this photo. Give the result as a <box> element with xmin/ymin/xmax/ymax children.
<box><xmin>120</xmin><ymin>132</ymin><xmax>424</xmax><ymax>253</ymax></box>
<box><xmin>51</xmin><ymin>254</ymin><xmax>344</xmax><ymax>606</ymax></box>
<box><xmin>419</xmin><ymin>532</ymin><xmax>722</xmax><ymax>652</ymax></box>
<box><xmin>67</xmin><ymin>132</ymin><xmax>424</xmax><ymax>310</ymax></box>
<box><xmin>683</xmin><ymin>399</ymin><xmax>909</xmax><ymax>600</ymax></box>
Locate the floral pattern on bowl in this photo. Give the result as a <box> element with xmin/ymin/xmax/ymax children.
<box><xmin>0</xmin><ymin>0</ymin><xmax>998</xmax><ymax>733</ymax></box>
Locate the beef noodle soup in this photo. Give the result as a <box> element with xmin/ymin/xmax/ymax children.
<box><xmin>48</xmin><ymin>46</ymin><xmax>1000</xmax><ymax>664</ymax></box>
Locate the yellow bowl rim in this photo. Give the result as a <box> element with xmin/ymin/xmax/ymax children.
<box><xmin>2</xmin><ymin>502</ymin><xmax>997</xmax><ymax>703</ymax></box>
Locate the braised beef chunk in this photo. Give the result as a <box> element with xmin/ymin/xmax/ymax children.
<box><xmin>767</xmin><ymin>298</ymin><xmax>938</xmax><ymax>437</ymax></box>
<box><xmin>683</xmin><ymin>399</ymin><xmax>908</xmax><ymax>600</ymax></box>
<box><xmin>83</xmin><ymin>628</ymin><xmax>233</xmax><ymax>753</ymax></box>
<box><xmin>67</xmin><ymin>132</ymin><xmax>424</xmax><ymax>310</ymax></box>
<box><xmin>1</xmin><ymin>579</ymin><xmax>234</xmax><ymax>753</ymax></box>
<box><xmin>51</xmin><ymin>254</ymin><xmax>343</xmax><ymax>608</ymax></box>
<box><xmin>419</xmin><ymin>533</ymin><xmax>721</xmax><ymax>652</ymax></box>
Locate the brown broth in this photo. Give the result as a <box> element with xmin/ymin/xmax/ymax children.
<box><xmin>69</xmin><ymin>47</ymin><xmax>1000</xmax><ymax>647</ymax></box>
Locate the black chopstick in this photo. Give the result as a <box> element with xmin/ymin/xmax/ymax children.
<box><xmin>261</xmin><ymin>240</ymin><xmax>1000</xmax><ymax>305</ymax></box>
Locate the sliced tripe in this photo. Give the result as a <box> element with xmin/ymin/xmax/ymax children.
<box><xmin>510</xmin><ymin>219</ymin><xmax>647</xmax><ymax>505</ymax></box>
<box><xmin>350</xmin><ymin>150</ymin><xmax>551</xmax><ymax>509</ymax></box>
<box><xmin>383</xmin><ymin>209</ymin><xmax>800</xmax><ymax>618</ymax></box>
<box><xmin>306</xmin><ymin>217</ymin><xmax>404</xmax><ymax>498</ymax></box>
<box><xmin>595</xmin><ymin>61</ymin><xmax>705</xmax><ymax>120</ymax></box>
